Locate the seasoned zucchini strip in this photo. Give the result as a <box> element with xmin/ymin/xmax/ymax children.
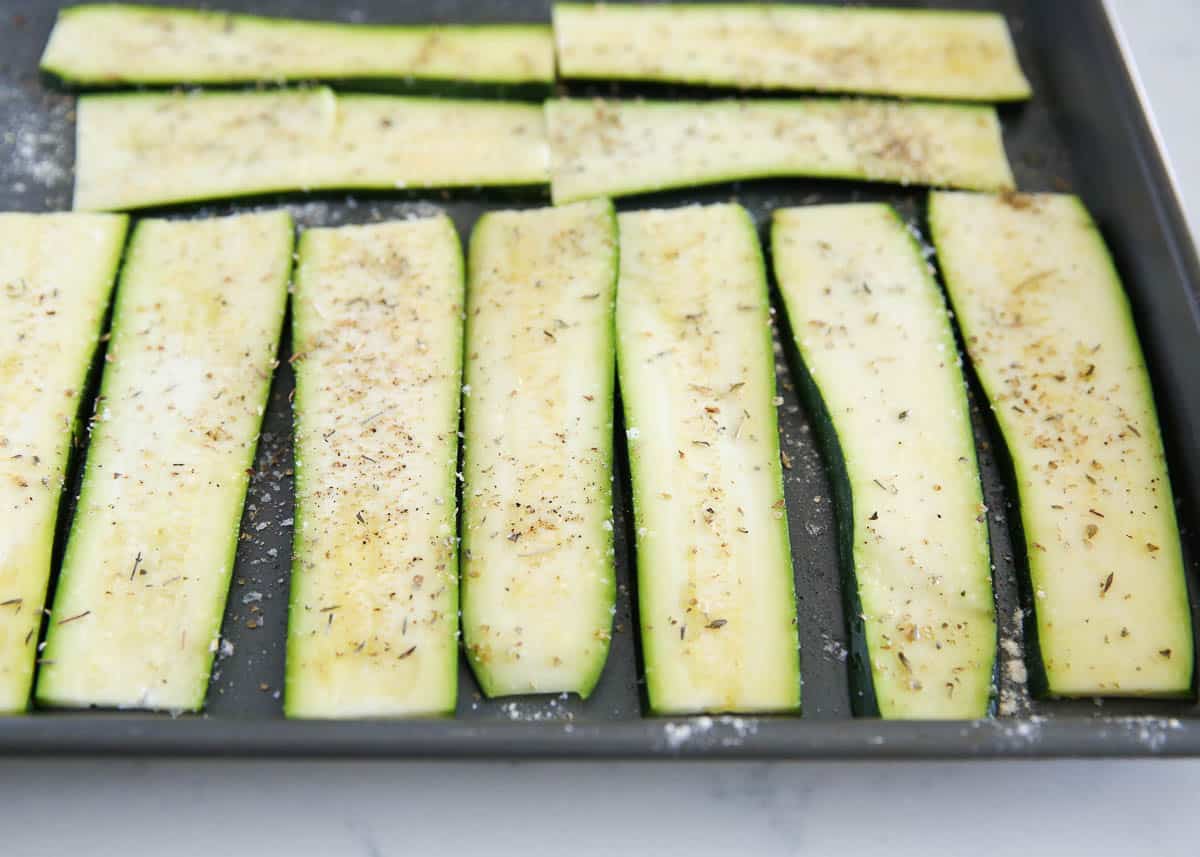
<box><xmin>461</xmin><ymin>200</ymin><xmax>618</xmax><ymax>699</ymax></box>
<box><xmin>546</xmin><ymin>98</ymin><xmax>1014</xmax><ymax>205</ymax></box>
<box><xmin>0</xmin><ymin>212</ymin><xmax>128</xmax><ymax>713</ymax></box>
<box><xmin>617</xmin><ymin>203</ymin><xmax>800</xmax><ymax>714</ymax></box>
<box><xmin>285</xmin><ymin>216</ymin><xmax>464</xmax><ymax>719</ymax></box>
<box><xmin>36</xmin><ymin>211</ymin><xmax>292</xmax><ymax>711</ymax></box>
<box><xmin>929</xmin><ymin>191</ymin><xmax>1193</xmax><ymax>697</ymax></box>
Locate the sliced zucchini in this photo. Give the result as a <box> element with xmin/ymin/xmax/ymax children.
<box><xmin>0</xmin><ymin>213</ymin><xmax>128</xmax><ymax>714</ymax></box>
<box><xmin>554</xmin><ymin>3</ymin><xmax>1030</xmax><ymax>101</ymax></box>
<box><xmin>461</xmin><ymin>199</ymin><xmax>618</xmax><ymax>699</ymax></box>
<box><xmin>42</xmin><ymin>4</ymin><xmax>553</xmax><ymax>89</ymax></box>
<box><xmin>771</xmin><ymin>204</ymin><xmax>995</xmax><ymax>719</ymax></box>
<box><xmin>74</xmin><ymin>88</ymin><xmax>549</xmax><ymax>211</ymax></box>
<box><xmin>36</xmin><ymin>211</ymin><xmax>293</xmax><ymax>711</ymax></box>
<box><xmin>285</xmin><ymin>216</ymin><xmax>464</xmax><ymax>719</ymax></box>
<box><xmin>546</xmin><ymin>98</ymin><xmax>1014</xmax><ymax>205</ymax></box>
<box><xmin>929</xmin><ymin>191</ymin><xmax>1193</xmax><ymax>697</ymax></box>
<box><xmin>617</xmin><ymin>203</ymin><xmax>799</xmax><ymax>714</ymax></box>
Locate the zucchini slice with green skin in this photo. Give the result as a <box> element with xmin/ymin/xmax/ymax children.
<box><xmin>771</xmin><ymin>204</ymin><xmax>995</xmax><ymax>719</ymax></box>
<box><xmin>553</xmin><ymin>3</ymin><xmax>1030</xmax><ymax>102</ymax></box>
<box><xmin>35</xmin><ymin>211</ymin><xmax>292</xmax><ymax>712</ymax></box>
<box><xmin>0</xmin><ymin>213</ymin><xmax>128</xmax><ymax>714</ymax></box>
<box><xmin>617</xmin><ymin>203</ymin><xmax>799</xmax><ymax>714</ymax></box>
<box><xmin>546</xmin><ymin>98</ymin><xmax>1014</xmax><ymax>205</ymax></box>
<box><xmin>462</xmin><ymin>200</ymin><xmax>618</xmax><ymax>699</ymax></box>
<box><xmin>74</xmin><ymin>88</ymin><xmax>549</xmax><ymax>211</ymax></box>
<box><xmin>285</xmin><ymin>216</ymin><xmax>464</xmax><ymax>719</ymax></box>
<box><xmin>929</xmin><ymin>191</ymin><xmax>1194</xmax><ymax>697</ymax></box>
<box><xmin>42</xmin><ymin>4</ymin><xmax>554</xmax><ymax>90</ymax></box>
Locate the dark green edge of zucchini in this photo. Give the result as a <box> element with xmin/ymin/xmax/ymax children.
<box><xmin>36</xmin><ymin>214</ymin><xmax>292</xmax><ymax>711</ymax></box>
<box><xmin>767</xmin><ymin>205</ymin><xmax>998</xmax><ymax>718</ymax></box>
<box><xmin>284</xmin><ymin>218</ymin><xmax>465</xmax><ymax>718</ymax></box>
<box><xmin>927</xmin><ymin>192</ymin><xmax>1195</xmax><ymax>701</ymax></box>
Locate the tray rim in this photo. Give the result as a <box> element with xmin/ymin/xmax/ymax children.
<box><xmin>5</xmin><ymin>0</ymin><xmax>1200</xmax><ymax>760</ymax></box>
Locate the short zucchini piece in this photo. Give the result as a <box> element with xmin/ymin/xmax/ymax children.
<box><xmin>546</xmin><ymin>98</ymin><xmax>1014</xmax><ymax>205</ymax></box>
<box><xmin>772</xmin><ymin>204</ymin><xmax>995</xmax><ymax>718</ymax></box>
<box><xmin>285</xmin><ymin>216</ymin><xmax>464</xmax><ymax>719</ymax></box>
<box><xmin>0</xmin><ymin>213</ymin><xmax>128</xmax><ymax>714</ymax></box>
<box><xmin>554</xmin><ymin>3</ymin><xmax>1030</xmax><ymax>101</ymax></box>
<box><xmin>74</xmin><ymin>88</ymin><xmax>549</xmax><ymax>211</ymax></box>
<box><xmin>617</xmin><ymin>203</ymin><xmax>799</xmax><ymax>714</ymax></box>
<box><xmin>42</xmin><ymin>3</ymin><xmax>554</xmax><ymax>90</ymax></box>
<box><xmin>36</xmin><ymin>211</ymin><xmax>292</xmax><ymax>711</ymax></box>
<box><xmin>462</xmin><ymin>200</ymin><xmax>618</xmax><ymax>699</ymax></box>
<box><xmin>929</xmin><ymin>191</ymin><xmax>1194</xmax><ymax>697</ymax></box>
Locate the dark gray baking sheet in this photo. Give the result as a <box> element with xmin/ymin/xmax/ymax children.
<box><xmin>1</xmin><ymin>0</ymin><xmax>1199</xmax><ymax>757</ymax></box>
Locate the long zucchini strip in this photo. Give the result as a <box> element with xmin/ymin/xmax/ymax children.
<box><xmin>462</xmin><ymin>200</ymin><xmax>618</xmax><ymax>699</ymax></box>
<box><xmin>42</xmin><ymin>3</ymin><xmax>554</xmax><ymax>88</ymax></box>
<box><xmin>285</xmin><ymin>216</ymin><xmax>464</xmax><ymax>719</ymax></box>
<box><xmin>929</xmin><ymin>191</ymin><xmax>1193</xmax><ymax>697</ymax></box>
<box><xmin>546</xmin><ymin>98</ymin><xmax>1014</xmax><ymax>205</ymax></box>
<box><xmin>772</xmin><ymin>204</ymin><xmax>995</xmax><ymax>718</ymax></box>
<box><xmin>617</xmin><ymin>203</ymin><xmax>799</xmax><ymax>714</ymax></box>
<box><xmin>74</xmin><ymin>89</ymin><xmax>549</xmax><ymax>211</ymax></box>
<box><xmin>553</xmin><ymin>3</ymin><xmax>1029</xmax><ymax>101</ymax></box>
<box><xmin>36</xmin><ymin>211</ymin><xmax>292</xmax><ymax>711</ymax></box>
<box><xmin>0</xmin><ymin>213</ymin><xmax>128</xmax><ymax>713</ymax></box>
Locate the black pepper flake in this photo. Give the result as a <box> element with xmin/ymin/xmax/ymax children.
<box><xmin>1100</xmin><ymin>572</ymin><xmax>1114</xmax><ymax>596</ymax></box>
<box><xmin>706</xmin><ymin>619</ymin><xmax>727</xmax><ymax>629</ymax></box>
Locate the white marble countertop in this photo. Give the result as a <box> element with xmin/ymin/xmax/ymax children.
<box><xmin>4</xmin><ymin>2</ymin><xmax>1200</xmax><ymax>854</ymax></box>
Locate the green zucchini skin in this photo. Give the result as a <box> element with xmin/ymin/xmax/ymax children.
<box><xmin>929</xmin><ymin>191</ymin><xmax>1194</xmax><ymax>699</ymax></box>
<box><xmin>545</xmin><ymin>98</ymin><xmax>1015</xmax><ymax>205</ymax></box>
<box><xmin>617</xmin><ymin>203</ymin><xmax>800</xmax><ymax>715</ymax></box>
<box><xmin>0</xmin><ymin>213</ymin><xmax>129</xmax><ymax>714</ymax></box>
<box><xmin>285</xmin><ymin>216</ymin><xmax>464</xmax><ymax>719</ymax></box>
<box><xmin>553</xmin><ymin>3</ymin><xmax>1030</xmax><ymax>102</ymax></box>
<box><xmin>461</xmin><ymin>200</ymin><xmax>618</xmax><ymax>700</ymax></box>
<box><xmin>42</xmin><ymin>3</ymin><xmax>555</xmax><ymax>90</ymax></box>
<box><xmin>73</xmin><ymin>89</ymin><xmax>550</xmax><ymax>212</ymax></box>
<box><xmin>35</xmin><ymin>211</ymin><xmax>293</xmax><ymax>712</ymax></box>
<box><xmin>771</xmin><ymin>204</ymin><xmax>996</xmax><ymax>719</ymax></box>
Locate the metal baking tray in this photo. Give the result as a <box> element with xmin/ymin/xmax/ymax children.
<box><xmin>2</xmin><ymin>0</ymin><xmax>1198</xmax><ymax>758</ymax></box>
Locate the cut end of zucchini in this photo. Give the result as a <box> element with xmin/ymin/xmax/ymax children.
<box><xmin>772</xmin><ymin>203</ymin><xmax>996</xmax><ymax>719</ymax></box>
<box><xmin>74</xmin><ymin>89</ymin><xmax>549</xmax><ymax>211</ymax></box>
<box><xmin>284</xmin><ymin>215</ymin><xmax>464</xmax><ymax>719</ymax></box>
<box><xmin>546</xmin><ymin>98</ymin><xmax>1014</xmax><ymax>205</ymax></box>
<box><xmin>930</xmin><ymin>191</ymin><xmax>1194</xmax><ymax>698</ymax></box>
<box><xmin>617</xmin><ymin>203</ymin><xmax>800</xmax><ymax>714</ymax></box>
<box><xmin>43</xmin><ymin>4</ymin><xmax>554</xmax><ymax>87</ymax></box>
<box><xmin>35</xmin><ymin>210</ymin><xmax>293</xmax><ymax>712</ymax></box>
<box><xmin>462</xmin><ymin>199</ymin><xmax>617</xmax><ymax>699</ymax></box>
<box><xmin>0</xmin><ymin>212</ymin><xmax>129</xmax><ymax>714</ymax></box>
<box><xmin>553</xmin><ymin>3</ymin><xmax>1030</xmax><ymax>101</ymax></box>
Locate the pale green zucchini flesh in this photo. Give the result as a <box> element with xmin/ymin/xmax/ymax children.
<box><xmin>545</xmin><ymin>98</ymin><xmax>1014</xmax><ymax>205</ymax></box>
<box><xmin>35</xmin><ymin>211</ymin><xmax>293</xmax><ymax>711</ymax></box>
<box><xmin>42</xmin><ymin>4</ymin><xmax>554</xmax><ymax>87</ymax></box>
<box><xmin>74</xmin><ymin>89</ymin><xmax>549</xmax><ymax>211</ymax></box>
<box><xmin>285</xmin><ymin>216</ymin><xmax>464</xmax><ymax>719</ymax></box>
<box><xmin>929</xmin><ymin>191</ymin><xmax>1193</xmax><ymax>697</ymax></box>
<box><xmin>772</xmin><ymin>204</ymin><xmax>995</xmax><ymax>719</ymax></box>
<box><xmin>617</xmin><ymin>203</ymin><xmax>799</xmax><ymax>714</ymax></box>
<box><xmin>461</xmin><ymin>199</ymin><xmax>618</xmax><ymax>699</ymax></box>
<box><xmin>553</xmin><ymin>3</ymin><xmax>1030</xmax><ymax>101</ymax></box>
<box><xmin>0</xmin><ymin>213</ymin><xmax>128</xmax><ymax>714</ymax></box>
